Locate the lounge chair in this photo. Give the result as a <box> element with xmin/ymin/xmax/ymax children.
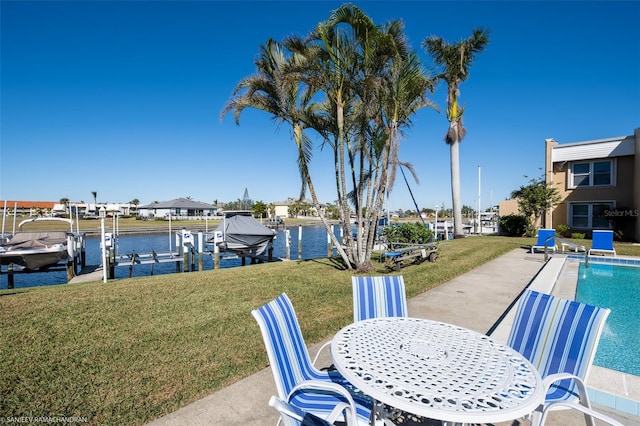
<box><xmin>352</xmin><ymin>275</ymin><xmax>408</xmax><ymax>322</ymax></box>
<box><xmin>530</xmin><ymin>228</ymin><xmax>557</xmax><ymax>253</ymax></box>
<box><xmin>589</xmin><ymin>230</ymin><xmax>616</xmax><ymax>256</ymax></box>
<box><xmin>507</xmin><ymin>289</ymin><xmax>621</xmax><ymax>426</ymax></box>
<box><xmin>252</xmin><ymin>293</ymin><xmax>373</xmax><ymax>425</ymax></box>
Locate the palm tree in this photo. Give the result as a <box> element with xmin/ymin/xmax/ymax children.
<box><xmin>422</xmin><ymin>28</ymin><xmax>490</xmax><ymax>237</ymax></box>
<box><xmin>129</xmin><ymin>199</ymin><xmax>140</xmax><ymax>216</ymax></box>
<box><xmin>59</xmin><ymin>197</ymin><xmax>69</xmax><ymax>217</ymax></box>
<box><xmin>221</xmin><ymin>38</ymin><xmax>315</xmax><ymax>201</ymax></box>
<box><xmin>303</xmin><ymin>6</ymin><xmax>435</xmax><ymax>269</ymax></box>
<box><xmin>222</xmin><ymin>5</ymin><xmax>435</xmax><ymax>270</ymax></box>
<box><xmin>90</xmin><ymin>191</ymin><xmax>97</xmax><ymax>215</ymax></box>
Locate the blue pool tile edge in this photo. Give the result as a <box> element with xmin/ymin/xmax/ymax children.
<box><xmin>567</xmin><ymin>254</ymin><xmax>640</xmax><ymax>266</ymax></box>
<box><xmin>588</xmin><ymin>387</ymin><xmax>640</xmax><ymax>416</ymax></box>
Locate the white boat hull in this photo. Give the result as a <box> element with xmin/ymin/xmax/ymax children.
<box><xmin>0</xmin><ymin>217</ymin><xmax>75</xmax><ymax>270</ymax></box>
<box><xmin>0</xmin><ymin>245</ymin><xmax>68</xmax><ymax>269</ymax></box>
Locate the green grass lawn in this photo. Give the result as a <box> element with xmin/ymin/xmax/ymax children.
<box><xmin>1</xmin><ymin>236</ymin><xmax>638</xmax><ymax>424</ymax></box>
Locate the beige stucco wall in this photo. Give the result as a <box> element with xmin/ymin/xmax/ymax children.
<box><xmin>498</xmin><ymin>199</ymin><xmax>520</xmax><ymax>217</ymax></box>
<box><xmin>274</xmin><ymin>205</ymin><xmax>289</xmax><ymax>218</ymax></box>
<box><xmin>635</xmin><ymin>128</ymin><xmax>640</xmax><ymax>242</ymax></box>
<box><xmin>551</xmin><ymin>157</ymin><xmax>635</xmax><ymax>237</ymax></box>
<box><xmin>547</xmin><ymin>129</ymin><xmax>639</xmax><ymax>241</ymax></box>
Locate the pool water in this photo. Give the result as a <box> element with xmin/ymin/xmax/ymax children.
<box><xmin>576</xmin><ymin>262</ymin><xmax>640</xmax><ymax>377</ymax></box>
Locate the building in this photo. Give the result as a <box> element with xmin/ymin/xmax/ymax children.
<box><xmin>271</xmin><ymin>198</ymin><xmax>326</xmax><ymax>219</ymax></box>
<box><xmin>544</xmin><ymin>128</ymin><xmax>639</xmax><ymax>242</ymax></box>
<box><xmin>498</xmin><ymin>199</ymin><xmax>519</xmax><ymax>218</ymax></box>
<box><xmin>137</xmin><ymin>198</ymin><xmax>218</xmax><ymax>220</ymax></box>
<box><xmin>1</xmin><ymin>200</ymin><xmax>57</xmax><ymax>217</ymax></box>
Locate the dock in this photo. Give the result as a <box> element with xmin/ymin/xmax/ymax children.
<box><xmin>69</xmin><ymin>264</ymin><xmax>104</xmax><ymax>283</ymax></box>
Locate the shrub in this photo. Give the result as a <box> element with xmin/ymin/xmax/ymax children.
<box><xmin>556</xmin><ymin>223</ymin><xmax>570</xmax><ymax>237</ymax></box>
<box><xmin>380</xmin><ymin>222</ymin><xmax>433</xmax><ymax>245</ymax></box>
<box><xmin>499</xmin><ymin>214</ymin><xmax>529</xmax><ymax>237</ymax></box>
<box><xmin>571</xmin><ymin>232</ymin><xmax>586</xmax><ymax>239</ymax></box>
<box><xmin>524</xmin><ymin>225</ymin><xmax>538</xmax><ymax>238</ymax></box>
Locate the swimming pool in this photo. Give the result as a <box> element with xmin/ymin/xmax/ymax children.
<box><xmin>575</xmin><ymin>261</ymin><xmax>640</xmax><ymax>377</ymax></box>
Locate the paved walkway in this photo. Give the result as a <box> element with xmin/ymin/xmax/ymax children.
<box><xmin>146</xmin><ymin>248</ymin><xmax>638</xmax><ymax>426</ymax></box>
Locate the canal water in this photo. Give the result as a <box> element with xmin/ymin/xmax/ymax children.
<box><xmin>1</xmin><ymin>225</ymin><xmax>343</xmax><ymax>290</ymax></box>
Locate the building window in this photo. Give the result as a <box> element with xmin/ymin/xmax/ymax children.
<box><xmin>569</xmin><ymin>202</ymin><xmax>613</xmax><ymax>229</ymax></box>
<box><xmin>569</xmin><ymin>160</ymin><xmax>612</xmax><ymax>188</ymax></box>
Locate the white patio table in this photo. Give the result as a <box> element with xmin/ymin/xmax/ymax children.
<box><xmin>331</xmin><ymin>317</ymin><xmax>544</xmax><ymax>425</ymax></box>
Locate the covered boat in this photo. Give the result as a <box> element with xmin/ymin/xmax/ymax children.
<box><xmin>211</xmin><ymin>211</ymin><xmax>276</xmax><ymax>257</ymax></box>
<box><xmin>0</xmin><ymin>217</ymin><xmax>73</xmax><ymax>269</ymax></box>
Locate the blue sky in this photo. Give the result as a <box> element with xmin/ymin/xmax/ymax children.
<box><xmin>1</xmin><ymin>1</ymin><xmax>639</xmax><ymax>213</ymax></box>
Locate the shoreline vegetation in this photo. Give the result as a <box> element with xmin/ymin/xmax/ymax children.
<box><xmin>2</xmin><ymin>222</ymin><xmax>639</xmax><ymax>425</ymax></box>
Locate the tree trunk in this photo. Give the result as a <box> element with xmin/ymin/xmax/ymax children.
<box><xmin>336</xmin><ymin>94</ymin><xmax>356</xmax><ymax>269</ymax></box>
<box><xmin>450</xmin><ymin>139</ymin><xmax>464</xmax><ymax>238</ymax></box>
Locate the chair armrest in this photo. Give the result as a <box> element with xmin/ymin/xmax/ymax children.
<box><xmin>269</xmin><ymin>395</ymin><xmax>336</xmax><ymax>426</ymax></box>
<box><xmin>311</xmin><ymin>340</ymin><xmax>332</xmax><ymax>367</ymax></box>
<box><xmin>542</xmin><ymin>372</ymin><xmax>583</xmax><ymax>388</ymax></box>
<box><xmin>288</xmin><ymin>380</ymin><xmax>357</xmax><ymax>425</ymax></box>
<box><xmin>543</xmin><ymin>372</ymin><xmax>591</xmax><ymax>407</ymax></box>
<box><xmin>540</xmin><ymin>401</ymin><xmax>624</xmax><ymax>426</ymax></box>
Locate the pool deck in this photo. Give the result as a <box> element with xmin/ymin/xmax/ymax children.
<box><xmin>146</xmin><ymin>248</ymin><xmax>640</xmax><ymax>426</ymax></box>
<box><xmin>524</xmin><ymin>255</ymin><xmax>640</xmax><ymax>420</ymax></box>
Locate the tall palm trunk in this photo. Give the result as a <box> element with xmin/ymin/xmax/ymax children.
<box><xmin>423</xmin><ymin>28</ymin><xmax>490</xmax><ymax>239</ymax></box>
<box><xmin>336</xmin><ymin>94</ymin><xmax>356</xmax><ymax>268</ymax></box>
<box><xmin>449</xmin><ymin>138</ymin><xmax>463</xmax><ymax>238</ymax></box>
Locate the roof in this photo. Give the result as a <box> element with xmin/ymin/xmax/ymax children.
<box><xmin>3</xmin><ymin>201</ymin><xmax>57</xmax><ymax>209</ymax></box>
<box><xmin>551</xmin><ymin>135</ymin><xmax>635</xmax><ymax>162</ymax></box>
<box><xmin>138</xmin><ymin>198</ymin><xmax>214</xmax><ymax>209</ymax></box>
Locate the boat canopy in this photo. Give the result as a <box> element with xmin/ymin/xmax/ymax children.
<box><xmin>213</xmin><ymin>213</ymin><xmax>276</xmax><ymax>256</ymax></box>
<box><xmin>1</xmin><ymin>231</ymin><xmax>68</xmax><ymax>250</ymax></box>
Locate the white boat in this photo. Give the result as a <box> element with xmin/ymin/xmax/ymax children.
<box><xmin>0</xmin><ymin>217</ymin><xmax>74</xmax><ymax>269</ymax></box>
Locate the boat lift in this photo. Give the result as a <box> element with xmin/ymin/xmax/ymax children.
<box><xmin>1</xmin><ymin>216</ymin><xmax>86</xmax><ymax>289</ymax></box>
<box><xmin>110</xmin><ymin>228</ymin><xmax>276</xmax><ymax>278</ymax></box>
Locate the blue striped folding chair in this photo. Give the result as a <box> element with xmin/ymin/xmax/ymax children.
<box><xmin>252</xmin><ymin>293</ymin><xmax>373</xmax><ymax>425</ymax></box>
<box><xmin>507</xmin><ymin>289</ymin><xmax>621</xmax><ymax>426</ymax></box>
<box><xmin>352</xmin><ymin>276</ymin><xmax>408</xmax><ymax>322</ymax></box>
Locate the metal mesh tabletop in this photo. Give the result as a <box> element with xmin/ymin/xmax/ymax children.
<box><xmin>331</xmin><ymin>317</ymin><xmax>544</xmax><ymax>424</ymax></box>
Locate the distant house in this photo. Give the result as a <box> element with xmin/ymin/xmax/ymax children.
<box><xmin>3</xmin><ymin>200</ymin><xmax>137</xmax><ymax>218</ymax></box>
<box><xmin>271</xmin><ymin>198</ymin><xmax>326</xmax><ymax>219</ymax></box>
<box><xmin>51</xmin><ymin>202</ymin><xmax>136</xmax><ymax>218</ymax></box>
<box><xmin>1</xmin><ymin>200</ymin><xmax>57</xmax><ymax>217</ymax></box>
<box><xmin>272</xmin><ymin>199</ymin><xmax>294</xmax><ymax>219</ymax></box>
<box><xmin>137</xmin><ymin>198</ymin><xmax>218</xmax><ymax>220</ymax></box>
<box><xmin>545</xmin><ymin>128</ymin><xmax>639</xmax><ymax>242</ymax></box>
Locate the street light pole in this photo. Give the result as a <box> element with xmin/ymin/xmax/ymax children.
<box><xmin>434</xmin><ymin>205</ymin><xmax>439</xmax><ymax>242</ymax></box>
